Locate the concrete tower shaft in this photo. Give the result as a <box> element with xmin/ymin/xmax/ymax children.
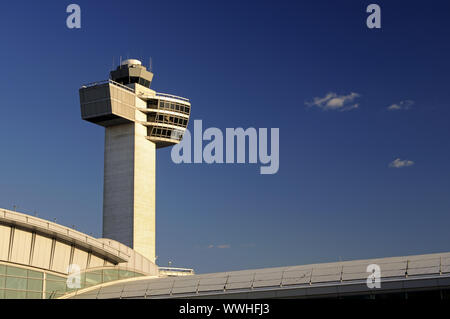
<box><xmin>79</xmin><ymin>59</ymin><xmax>191</xmax><ymax>263</ymax></box>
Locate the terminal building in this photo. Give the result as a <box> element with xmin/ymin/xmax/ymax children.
<box><xmin>0</xmin><ymin>59</ymin><xmax>449</xmax><ymax>299</ymax></box>
<box><xmin>1</xmin><ymin>207</ymin><xmax>450</xmax><ymax>300</ymax></box>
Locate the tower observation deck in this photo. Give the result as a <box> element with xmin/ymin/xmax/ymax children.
<box><xmin>79</xmin><ymin>59</ymin><xmax>191</xmax><ymax>263</ymax></box>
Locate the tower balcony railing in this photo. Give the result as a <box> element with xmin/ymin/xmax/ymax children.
<box><xmin>80</xmin><ymin>79</ymin><xmax>135</xmax><ymax>93</ymax></box>
<box><xmin>155</xmin><ymin>92</ymin><xmax>190</xmax><ymax>102</ymax></box>
<box><xmin>80</xmin><ymin>79</ymin><xmax>190</xmax><ymax>103</ymax></box>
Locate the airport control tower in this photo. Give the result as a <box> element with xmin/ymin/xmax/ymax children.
<box><xmin>79</xmin><ymin>59</ymin><xmax>191</xmax><ymax>263</ymax></box>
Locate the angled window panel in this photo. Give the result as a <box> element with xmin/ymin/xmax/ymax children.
<box><xmin>6</xmin><ymin>276</ymin><xmax>27</xmax><ymax>290</ymax></box>
<box><xmin>31</xmin><ymin>235</ymin><xmax>52</xmax><ymax>269</ymax></box>
<box><xmin>407</xmin><ymin>258</ymin><xmax>440</xmax><ymax>276</ymax></box>
<box><xmin>6</xmin><ymin>266</ymin><xmax>27</xmax><ymax>277</ymax></box>
<box><xmin>27</xmin><ymin>278</ymin><xmax>43</xmax><ymax>292</ymax></box>
<box><xmin>51</xmin><ymin>241</ymin><xmax>71</xmax><ymax>273</ymax></box>
<box><xmin>146</xmin><ymin>287</ymin><xmax>172</xmax><ymax>297</ymax></box>
<box><xmin>72</xmin><ymin>249</ymin><xmax>88</xmax><ymax>270</ymax></box>
<box><xmin>171</xmin><ymin>278</ymin><xmax>199</xmax><ymax>294</ymax></box>
<box><xmin>10</xmin><ymin>229</ymin><xmax>32</xmax><ymax>265</ymax></box>
<box><xmin>97</xmin><ymin>284</ymin><xmax>123</xmax><ymax>295</ymax></box>
<box><xmin>0</xmin><ymin>225</ymin><xmax>11</xmax><ymax>261</ymax></box>
<box><xmin>118</xmin><ymin>269</ymin><xmax>137</xmax><ymax>279</ymax></box>
<box><xmin>311</xmin><ymin>266</ymin><xmax>342</xmax><ymax>283</ymax></box>
<box><xmin>281</xmin><ymin>268</ymin><xmax>312</xmax><ymax>286</ymax></box>
<box><xmin>225</xmin><ymin>273</ymin><xmax>254</xmax><ymax>290</ymax></box>
<box><xmin>85</xmin><ymin>271</ymin><xmax>102</xmax><ymax>287</ymax></box>
<box><xmin>120</xmin><ymin>289</ymin><xmax>148</xmax><ymax>298</ymax></box>
<box><xmin>147</xmin><ymin>279</ymin><xmax>175</xmax><ymax>290</ymax></box>
<box><xmin>171</xmin><ymin>285</ymin><xmax>197</xmax><ymax>295</ymax></box>
<box><xmin>147</xmin><ymin>113</ymin><xmax>156</xmax><ymax>122</ymax></box>
<box><xmin>88</xmin><ymin>254</ymin><xmax>104</xmax><ymax>269</ymax></box>
<box><xmin>5</xmin><ymin>290</ymin><xmax>26</xmax><ymax>299</ymax></box>
<box><xmin>441</xmin><ymin>257</ymin><xmax>450</xmax><ymax>273</ymax></box>
<box><xmin>198</xmin><ymin>276</ymin><xmax>227</xmax><ymax>292</ymax></box>
<box><xmin>253</xmin><ymin>271</ymin><xmax>283</xmax><ymax>288</ymax></box>
<box><xmin>122</xmin><ymin>282</ymin><xmax>149</xmax><ymax>293</ymax></box>
<box><xmin>147</xmin><ymin>279</ymin><xmax>175</xmax><ymax>296</ymax></box>
<box><xmin>376</xmin><ymin>261</ymin><xmax>407</xmax><ymax>278</ymax></box>
<box><xmin>342</xmin><ymin>264</ymin><xmax>369</xmax><ymax>281</ymax></box>
<box><xmin>45</xmin><ymin>279</ymin><xmax>67</xmax><ymax>295</ymax></box>
<box><xmin>102</xmin><ymin>269</ymin><xmax>119</xmax><ymax>283</ymax></box>
<box><xmin>28</xmin><ymin>270</ymin><xmax>43</xmax><ymax>279</ymax></box>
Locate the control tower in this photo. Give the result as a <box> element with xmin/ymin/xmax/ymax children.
<box><xmin>79</xmin><ymin>59</ymin><xmax>191</xmax><ymax>263</ymax></box>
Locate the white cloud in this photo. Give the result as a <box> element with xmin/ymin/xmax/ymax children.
<box><xmin>340</xmin><ymin>103</ymin><xmax>359</xmax><ymax>112</ymax></box>
<box><xmin>389</xmin><ymin>158</ymin><xmax>415</xmax><ymax>168</ymax></box>
<box><xmin>387</xmin><ymin>100</ymin><xmax>414</xmax><ymax>111</ymax></box>
<box><xmin>208</xmin><ymin>244</ymin><xmax>230</xmax><ymax>249</ymax></box>
<box><xmin>306</xmin><ymin>92</ymin><xmax>361</xmax><ymax>111</ymax></box>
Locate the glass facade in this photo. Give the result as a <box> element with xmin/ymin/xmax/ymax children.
<box><xmin>147</xmin><ymin>127</ymin><xmax>184</xmax><ymax>140</ymax></box>
<box><xmin>147</xmin><ymin>113</ymin><xmax>189</xmax><ymax>128</ymax></box>
<box><xmin>159</xmin><ymin>100</ymin><xmax>190</xmax><ymax>114</ymax></box>
<box><xmin>146</xmin><ymin>99</ymin><xmax>190</xmax><ymax>115</ymax></box>
<box><xmin>46</xmin><ymin>273</ymin><xmax>67</xmax><ymax>299</ymax></box>
<box><xmin>0</xmin><ymin>263</ymin><xmax>145</xmax><ymax>299</ymax></box>
<box><xmin>50</xmin><ymin>268</ymin><xmax>144</xmax><ymax>299</ymax></box>
<box><xmin>0</xmin><ymin>264</ymin><xmax>44</xmax><ymax>299</ymax></box>
<box><xmin>114</xmin><ymin>76</ymin><xmax>151</xmax><ymax>88</ymax></box>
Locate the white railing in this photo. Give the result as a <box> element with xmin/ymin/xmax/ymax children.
<box><xmin>156</xmin><ymin>92</ymin><xmax>190</xmax><ymax>102</ymax></box>
<box><xmin>80</xmin><ymin>79</ymin><xmax>190</xmax><ymax>103</ymax></box>
<box><xmin>80</xmin><ymin>79</ymin><xmax>135</xmax><ymax>93</ymax></box>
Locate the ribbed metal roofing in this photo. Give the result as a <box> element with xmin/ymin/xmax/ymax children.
<box><xmin>63</xmin><ymin>251</ymin><xmax>450</xmax><ymax>299</ymax></box>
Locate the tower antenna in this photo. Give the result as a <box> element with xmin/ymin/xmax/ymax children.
<box><xmin>149</xmin><ymin>57</ymin><xmax>153</xmax><ymax>72</ymax></box>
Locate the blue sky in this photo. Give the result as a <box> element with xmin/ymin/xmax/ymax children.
<box><xmin>0</xmin><ymin>0</ymin><xmax>449</xmax><ymax>273</ymax></box>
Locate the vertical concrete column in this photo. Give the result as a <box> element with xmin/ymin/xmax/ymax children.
<box><xmin>103</xmin><ymin>123</ymin><xmax>135</xmax><ymax>249</ymax></box>
<box><xmin>133</xmin><ymin>122</ymin><xmax>156</xmax><ymax>263</ymax></box>
<box><xmin>103</xmin><ymin>121</ymin><xmax>156</xmax><ymax>263</ymax></box>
